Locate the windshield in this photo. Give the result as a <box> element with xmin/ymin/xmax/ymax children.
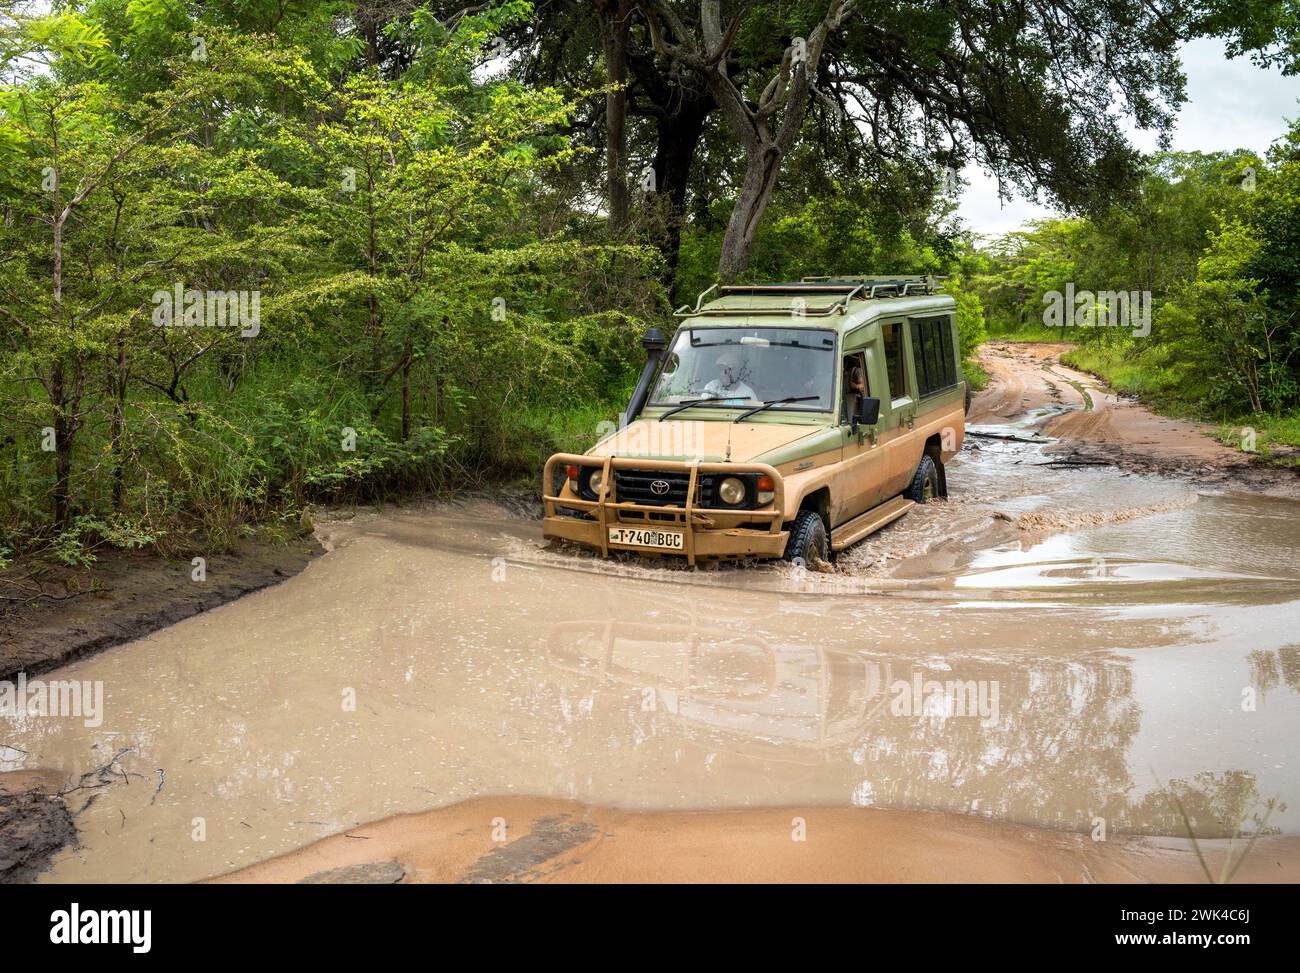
<box><xmin>648</xmin><ymin>327</ymin><xmax>836</xmax><ymax>411</ymax></box>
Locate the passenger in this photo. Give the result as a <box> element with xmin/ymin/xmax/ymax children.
<box><xmin>704</xmin><ymin>350</ymin><xmax>757</xmax><ymax>401</ymax></box>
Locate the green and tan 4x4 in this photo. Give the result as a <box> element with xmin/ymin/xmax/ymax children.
<box><xmin>543</xmin><ymin>276</ymin><xmax>968</xmax><ymax>566</ymax></box>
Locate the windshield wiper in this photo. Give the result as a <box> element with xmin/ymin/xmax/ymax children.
<box><xmin>733</xmin><ymin>395</ymin><xmax>820</xmax><ymax>422</ymax></box>
<box><xmin>657</xmin><ymin>396</ymin><xmax>725</xmax><ymax>421</ymax></box>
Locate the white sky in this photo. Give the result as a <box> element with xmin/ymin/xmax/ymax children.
<box><xmin>957</xmin><ymin>38</ymin><xmax>1300</xmax><ymax>238</ymax></box>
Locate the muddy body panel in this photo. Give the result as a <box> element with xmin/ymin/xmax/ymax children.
<box><xmin>542</xmin><ymin>278</ymin><xmax>966</xmax><ymax>564</ymax></box>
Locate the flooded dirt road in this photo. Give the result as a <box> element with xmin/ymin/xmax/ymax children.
<box><xmin>3</xmin><ymin>343</ymin><xmax>1299</xmax><ymax>882</ymax></box>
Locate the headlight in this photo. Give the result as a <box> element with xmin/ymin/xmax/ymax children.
<box><xmin>587</xmin><ymin>467</ymin><xmax>605</xmax><ymax>496</ymax></box>
<box><xmin>717</xmin><ymin>476</ymin><xmax>747</xmax><ymax>506</ymax></box>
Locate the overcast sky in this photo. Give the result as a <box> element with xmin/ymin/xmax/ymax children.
<box><xmin>957</xmin><ymin>38</ymin><xmax>1300</xmax><ymax>238</ymax></box>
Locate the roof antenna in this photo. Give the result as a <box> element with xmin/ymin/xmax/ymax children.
<box><xmin>725</xmin><ymin>422</ymin><xmax>733</xmax><ymax>463</ymax></box>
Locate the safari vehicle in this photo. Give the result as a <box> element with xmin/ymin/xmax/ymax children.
<box><xmin>542</xmin><ymin>276</ymin><xmax>968</xmax><ymax>566</ymax></box>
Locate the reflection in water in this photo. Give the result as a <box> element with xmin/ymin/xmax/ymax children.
<box><xmin>541</xmin><ymin>610</ymin><xmax>1290</xmax><ymax>838</ymax></box>
<box><xmin>548</xmin><ymin>620</ymin><xmax>873</xmax><ymax>750</ymax></box>
<box><xmin>1250</xmin><ymin>644</ymin><xmax>1300</xmax><ymax>701</ymax></box>
<box><xmin>1126</xmin><ymin>772</ymin><xmax>1283</xmax><ymax>839</ymax></box>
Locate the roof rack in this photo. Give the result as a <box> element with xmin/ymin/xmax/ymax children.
<box><xmin>801</xmin><ymin>275</ymin><xmax>946</xmax><ymax>297</ymax></box>
<box><xmin>674</xmin><ymin>283</ymin><xmax>866</xmax><ymax>317</ymax></box>
<box><xmin>673</xmin><ymin>275</ymin><xmax>947</xmax><ymax>317</ymax></box>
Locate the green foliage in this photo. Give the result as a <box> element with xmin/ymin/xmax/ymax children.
<box><xmin>0</xmin><ymin>8</ymin><xmax>668</xmax><ymax>563</ymax></box>
<box><xmin>1193</xmin><ymin>0</ymin><xmax>1300</xmax><ymax>75</ymax></box>
<box><xmin>969</xmin><ymin>144</ymin><xmax>1300</xmax><ymax>423</ymax></box>
<box><xmin>20</xmin><ymin>11</ymin><xmax>111</xmax><ymax>67</ymax></box>
<box><xmin>942</xmin><ymin>277</ymin><xmax>988</xmax><ymax>363</ymax></box>
<box><xmin>676</xmin><ymin>184</ymin><xmax>957</xmax><ymax>306</ymax></box>
<box><xmin>302</xmin><ymin>425</ymin><xmax>456</xmax><ymax>498</ymax></box>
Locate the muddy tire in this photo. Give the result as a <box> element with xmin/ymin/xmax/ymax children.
<box><xmin>905</xmin><ymin>454</ymin><xmax>940</xmax><ymax>504</ymax></box>
<box><xmin>783</xmin><ymin>510</ymin><xmax>829</xmax><ymax>564</ymax></box>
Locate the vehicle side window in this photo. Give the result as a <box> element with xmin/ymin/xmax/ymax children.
<box><xmin>841</xmin><ymin>352</ymin><xmax>867</xmax><ymax>423</ymax></box>
<box><xmin>908</xmin><ymin>316</ymin><xmax>958</xmax><ymax>397</ymax></box>
<box><xmin>882</xmin><ymin>323</ymin><xmax>907</xmax><ymax>401</ymax></box>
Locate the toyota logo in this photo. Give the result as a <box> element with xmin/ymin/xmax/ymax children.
<box><xmin>650</xmin><ymin>479</ymin><xmax>671</xmax><ymax>496</ymax></box>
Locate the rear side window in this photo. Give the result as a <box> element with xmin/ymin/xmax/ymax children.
<box><xmin>882</xmin><ymin>323</ymin><xmax>907</xmax><ymax>400</ymax></box>
<box><xmin>908</xmin><ymin>316</ymin><xmax>957</xmax><ymax>397</ymax></box>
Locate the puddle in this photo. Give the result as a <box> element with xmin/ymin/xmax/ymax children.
<box><xmin>3</xmin><ymin>428</ymin><xmax>1298</xmax><ymax>883</ymax></box>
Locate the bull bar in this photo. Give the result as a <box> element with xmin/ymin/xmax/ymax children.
<box><xmin>541</xmin><ymin>453</ymin><xmax>789</xmax><ymax>566</ymax></box>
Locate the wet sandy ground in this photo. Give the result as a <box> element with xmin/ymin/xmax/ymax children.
<box><xmin>214</xmin><ymin>796</ymin><xmax>1300</xmax><ymax>884</ymax></box>
<box><xmin>3</xmin><ymin>342</ymin><xmax>1299</xmax><ymax>883</ymax></box>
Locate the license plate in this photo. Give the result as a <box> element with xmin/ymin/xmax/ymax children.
<box><xmin>608</xmin><ymin>527</ymin><xmax>684</xmax><ymax>550</ymax></box>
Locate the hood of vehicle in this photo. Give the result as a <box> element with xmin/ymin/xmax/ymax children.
<box><xmin>587</xmin><ymin>418</ymin><xmax>821</xmax><ymax>464</ymax></box>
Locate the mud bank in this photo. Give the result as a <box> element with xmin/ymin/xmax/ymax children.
<box><xmin>213</xmin><ymin>796</ymin><xmax>1300</xmax><ymax>884</ymax></box>
<box><xmin>0</xmin><ymin>535</ymin><xmax>322</xmax><ymax>681</ymax></box>
<box><xmin>0</xmin><ymin>770</ymin><xmax>74</xmax><ymax>883</ymax></box>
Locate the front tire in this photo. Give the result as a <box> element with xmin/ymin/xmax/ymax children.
<box><xmin>783</xmin><ymin>509</ymin><xmax>829</xmax><ymax>564</ymax></box>
<box><xmin>905</xmin><ymin>454</ymin><xmax>940</xmax><ymax>503</ymax></box>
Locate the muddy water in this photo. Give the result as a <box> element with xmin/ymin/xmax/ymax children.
<box><xmin>3</xmin><ymin>428</ymin><xmax>1300</xmax><ymax>882</ymax></box>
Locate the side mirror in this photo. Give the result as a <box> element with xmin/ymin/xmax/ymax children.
<box><xmin>853</xmin><ymin>396</ymin><xmax>881</xmax><ymax>430</ymax></box>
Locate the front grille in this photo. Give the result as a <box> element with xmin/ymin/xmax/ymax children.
<box><xmin>614</xmin><ymin>469</ymin><xmax>714</xmax><ymax>507</ymax></box>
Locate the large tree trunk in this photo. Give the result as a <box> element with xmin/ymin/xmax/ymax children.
<box><xmin>366</xmin><ymin>162</ymin><xmax>384</xmax><ymax>421</ymax></box>
<box><xmin>637</xmin><ymin>0</ymin><xmax>855</xmax><ymax>282</ymax></box>
<box><xmin>649</xmin><ymin>95</ymin><xmax>710</xmax><ymax>289</ymax></box>
<box><xmin>718</xmin><ymin>143</ymin><xmax>782</xmax><ymax>281</ymax></box>
<box><xmin>49</xmin><ymin>362</ymin><xmax>71</xmax><ymax>528</ymax></box>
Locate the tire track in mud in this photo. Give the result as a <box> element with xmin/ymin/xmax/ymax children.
<box><xmin>1042</xmin><ymin>361</ymin><xmax>1094</xmax><ymax>411</ymax></box>
<box><xmin>967</xmin><ymin>342</ymin><xmax>1042</xmax><ymax>422</ymax></box>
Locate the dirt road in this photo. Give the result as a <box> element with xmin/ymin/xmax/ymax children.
<box><xmin>3</xmin><ymin>342</ymin><xmax>1298</xmax><ymax>883</ymax></box>
<box><xmin>971</xmin><ymin>341</ymin><xmax>1293</xmax><ymax>491</ymax></box>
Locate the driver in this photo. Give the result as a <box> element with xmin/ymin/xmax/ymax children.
<box><xmin>703</xmin><ymin>349</ymin><xmax>756</xmax><ymax>401</ymax></box>
<box><xmin>844</xmin><ymin>361</ymin><xmax>866</xmax><ymax>420</ymax></box>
